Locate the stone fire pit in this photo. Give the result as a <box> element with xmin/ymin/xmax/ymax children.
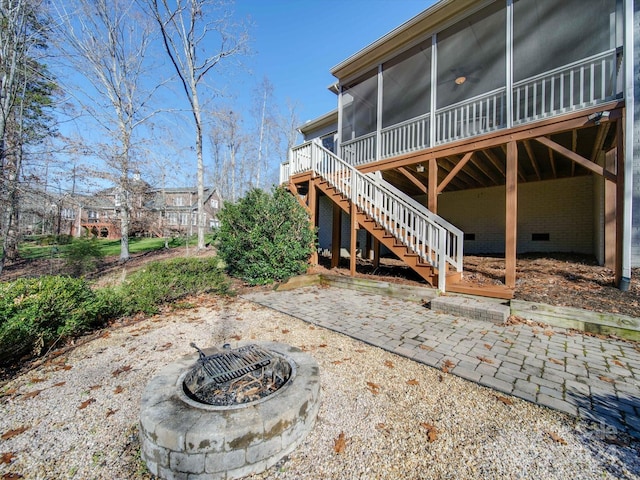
<box><xmin>139</xmin><ymin>342</ymin><xmax>320</xmax><ymax>480</ymax></box>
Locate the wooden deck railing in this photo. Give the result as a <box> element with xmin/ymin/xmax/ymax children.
<box><xmin>288</xmin><ymin>140</ymin><xmax>463</xmax><ymax>292</ymax></box>
<box><xmin>512</xmin><ymin>49</ymin><xmax>619</xmax><ymax>124</ymax></box>
<box><xmin>331</xmin><ymin>50</ymin><xmax>621</xmax><ymax>165</ymax></box>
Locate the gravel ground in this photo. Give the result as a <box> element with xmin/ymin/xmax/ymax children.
<box><xmin>0</xmin><ymin>294</ymin><xmax>639</xmax><ymax>480</ymax></box>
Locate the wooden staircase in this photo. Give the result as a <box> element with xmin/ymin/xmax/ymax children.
<box><xmin>312</xmin><ymin>178</ymin><xmax>461</xmax><ymax>288</ymax></box>
<box><xmin>284</xmin><ymin>140</ymin><xmax>513</xmax><ymax>298</ymax></box>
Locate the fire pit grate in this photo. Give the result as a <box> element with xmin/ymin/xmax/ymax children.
<box><xmin>190</xmin><ymin>342</ymin><xmax>274</xmax><ymax>384</ymax></box>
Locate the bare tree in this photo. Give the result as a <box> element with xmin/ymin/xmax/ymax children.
<box><xmin>51</xmin><ymin>0</ymin><xmax>158</xmax><ymax>261</ymax></box>
<box><xmin>251</xmin><ymin>76</ymin><xmax>276</xmax><ymax>189</ymax></box>
<box><xmin>144</xmin><ymin>0</ymin><xmax>249</xmax><ymax>249</ymax></box>
<box><xmin>0</xmin><ymin>0</ymin><xmax>55</xmax><ymax>272</ymax></box>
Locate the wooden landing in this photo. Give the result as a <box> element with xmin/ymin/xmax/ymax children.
<box><xmin>446</xmin><ymin>281</ymin><xmax>514</xmax><ymax>300</ymax></box>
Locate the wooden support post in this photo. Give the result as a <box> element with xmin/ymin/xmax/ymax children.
<box><xmin>308</xmin><ymin>180</ymin><xmax>318</xmax><ymax>266</ymax></box>
<box><xmin>505</xmin><ymin>141</ymin><xmax>518</xmax><ymax>289</ymax></box>
<box><xmin>615</xmin><ymin>117</ymin><xmax>625</xmax><ymax>285</ymax></box>
<box><xmin>428</xmin><ymin>158</ymin><xmax>438</xmax><ymax>213</ymax></box>
<box><xmin>604</xmin><ymin>149</ymin><xmax>617</xmax><ymax>269</ymax></box>
<box><xmin>331</xmin><ymin>202</ymin><xmax>341</xmax><ymax>269</ymax></box>
<box><xmin>373</xmin><ymin>237</ymin><xmax>380</xmax><ymax>269</ymax></box>
<box><xmin>349</xmin><ymin>205</ymin><xmax>357</xmax><ymax>277</ymax></box>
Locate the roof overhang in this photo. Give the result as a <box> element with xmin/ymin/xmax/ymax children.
<box><xmin>298</xmin><ymin>109</ymin><xmax>338</xmax><ymax>135</ymax></box>
<box><xmin>330</xmin><ymin>0</ymin><xmax>482</xmax><ymax>81</ymax></box>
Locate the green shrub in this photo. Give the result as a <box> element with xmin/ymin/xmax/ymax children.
<box><xmin>65</xmin><ymin>237</ymin><xmax>104</xmax><ymax>276</ymax></box>
<box><xmin>215</xmin><ymin>187</ymin><xmax>316</xmax><ymax>285</ymax></box>
<box><xmin>0</xmin><ymin>276</ymin><xmax>107</xmax><ymax>365</ymax></box>
<box><xmin>119</xmin><ymin>257</ymin><xmax>230</xmax><ymax>315</ymax></box>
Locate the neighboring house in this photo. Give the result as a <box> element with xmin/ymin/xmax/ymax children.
<box><xmin>282</xmin><ymin>0</ymin><xmax>636</xmax><ymax>297</ymax></box>
<box><xmin>146</xmin><ymin>187</ymin><xmax>222</xmax><ymax>237</ymax></box>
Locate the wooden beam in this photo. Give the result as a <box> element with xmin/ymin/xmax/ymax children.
<box><xmin>604</xmin><ymin>148</ymin><xmax>617</xmax><ymax>269</ymax></box>
<box><xmin>523</xmin><ymin>140</ymin><xmax>542</xmax><ymax>181</ymax></box>
<box><xmin>357</xmin><ymin>102</ymin><xmax>622</xmax><ymax>174</ymax></box>
<box><xmin>428</xmin><ymin>158</ymin><xmax>438</xmax><ymax>212</ymax></box>
<box><xmin>571</xmin><ymin>130</ymin><xmax>577</xmax><ymax>176</ymax></box>
<box><xmin>331</xmin><ymin>202</ymin><xmax>341</xmax><ymax>268</ymax></box>
<box><xmin>535</xmin><ymin>135</ymin><xmax>616</xmax><ymax>181</ymax></box>
<box><xmin>397</xmin><ymin>166</ymin><xmax>427</xmax><ymax>194</ymax></box>
<box><xmin>547</xmin><ymin>147</ymin><xmax>557</xmax><ymax>178</ymax></box>
<box><xmin>470</xmin><ymin>155</ymin><xmax>502</xmax><ymax>186</ymax></box>
<box><xmin>372</xmin><ymin>237</ymin><xmax>380</xmax><ymax>269</ymax></box>
<box><xmin>615</xmin><ymin>116</ymin><xmax>624</xmax><ymax>285</ymax></box>
<box><xmin>505</xmin><ymin>141</ymin><xmax>518</xmax><ymax>289</ymax></box>
<box><xmin>308</xmin><ymin>181</ymin><xmax>318</xmax><ymax>266</ymax></box>
<box><xmin>480</xmin><ymin>149</ymin><xmax>505</xmax><ymax>176</ymax></box>
<box><xmin>437</xmin><ymin>152</ymin><xmax>474</xmax><ymax>193</ymax></box>
<box><xmin>438</xmin><ymin>156</ymin><xmax>478</xmax><ymax>192</ymax></box>
<box><xmin>590</xmin><ymin>122</ymin><xmax>611</xmax><ymax>163</ymax></box>
<box><xmin>349</xmin><ymin>204</ymin><xmax>358</xmax><ymax>277</ymax></box>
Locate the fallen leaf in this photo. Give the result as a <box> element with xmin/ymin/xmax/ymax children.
<box><xmin>111</xmin><ymin>365</ymin><xmax>132</xmax><ymax>377</ymax></box>
<box><xmin>2</xmin><ymin>473</ymin><xmax>23</xmax><ymax>479</ymax></box>
<box><xmin>419</xmin><ymin>345</ymin><xmax>433</xmax><ymax>351</ymax></box>
<box><xmin>21</xmin><ymin>390</ymin><xmax>42</xmax><ymax>400</ymax></box>
<box><xmin>308</xmin><ymin>326</ymin><xmax>316</xmax><ymax>330</ymax></box>
<box><xmin>101</xmin><ymin>331</ymin><xmax>111</xmax><ymax>338</ymax></box>
<box><xmin>376</xmin><ymin>423</ymin><xmax>387</xmax><ymax>429</ymax></box>
<box><xmin>420</xmin><ymin>422</ymin><xmax>439</xmax><ymax>442</ymax></box>
<box><xmin>480</xmin><ymin>330</ymin><xmax>488</xmax><ymax>335</ymax></box>
<box><xmin>230</xmin><ymin>335</ymin><xmax>241</xmax><ymax>341</ymax></box>
<box><xmin>477</xmin><ymin>356</ymin><xmax>494</xmax><ymax>364</ymax></box>
<box><xmin>0</xmin><ymin>389</ymin><xmax>17</xmax><ymax>397</ymax></box>
<box><xmin>106</xmin><ymin>408</ymin><xmax>118</xmax><ymax>418</ymax></box>
<box><xmin>384</xmin><ymin>360</ymin><xmax>395</xmax><ymax>368</ymax></box>
<box><xmin>333</xmin><ymin>432</ymin><xmax>346</xmax><ymax>454</ymax></box>
<box><xmin>158</xmin><ymin>342</ymin><xmax>172</xmax><ymax>351</ymax></box>
<box><xmin>441</xmin><ymin>359</ymin><xmax>455</xmax><ymax>374</ymax></box>
<box><xmin>0</xmin><ymin>452</ymin><xmax>16</xmax><ymax>464</ymax></box>
<box><xmin>331</xmin><ymin>360</ymin><xmax>342</xmax><ymax>365</ymax></box>
<box><xmin>1</xmin><ymin>427</ymin><xmax>29</xmax><ymax>441</ymax></box>
<box><xmin>613</xmin><ymin>360</ymin><xmax>624</xmax><ymax>367</ymax></box>
<box><xmin>281</xmin><ymin>329</ymin><xmax>290</xmax><ymax>334</ymax></box>
<box><xmin>549</xmin><ymin>358</ymin><xmax>564</xmax><ymax>365</ymax></box>
<box><xmin>438</xmin><ymin>374</ymin><xmax>444</xmax><ymax>382</ymax></box>
<box><xmin>78</xmin><ymin>398</ymin><xmax>96</xmax><ymax>410</ymax></box>
<box><xmin>318</xmin><ymin>344</ymin><xmax>327</xmax><ymax>348</ymax></box>
<box><xmin>503</xmin><ymin>339</ymin><xmax>515</xmax><ymax>345</ymax></box>
<box><xmin>52</xmin><ymin>382</ymin><xmax>66</xmax><ymax>388</ymax></box>
<box><xmin>56</xmin><ymin>365</ymin><xmax>73</xmax><ymax>371</ymax></box>
<box><xmin>406</xmin><ymin>379</ymin><xmax>419</xmax><ymax>386</ymax></box>
<box><xmin>114</xmin><ymin>386</ymin><xmax>124</xmax><ymax>394</ymax></box>
<box><xmin>546</xmin><ymin>430</ymin><xmax>567</xmax><ymax>445</ymax></box>
<box><xmin>598</xmin><ymin>375</ymin><xmax>615</xmax><ymax>384</ymax></box>
<box><xmin>366</xmin><ymin>381</ymin><xmax>381</xmax><ymax>395</ymax></box>
<box><xmin>544</xmin><ymin>329</ymin><xmax>554</xmax><ymax>337</ymax></box>
<box><xmin>484</xmin><ymin>343</ymin><xmax>492</xmax><ymax>350</ymax></box>
<box><xmin>354</xmin><ymin>349</ymin><xmax>365</xmax><ymax>353</ymax></box>
<box><xmin>30</xmin><ymin>378</ymin><xmax>46</xmax><ymax>383</ymax></box>
<box><xmin>89</xmin><ymin>385</ymin><xmax>102</xmax><ymax>391</ymax></box>
<box><xmin>496</xmin><ymin>395</ymin><xmax>513</xmax><ymax>406</ymax></box>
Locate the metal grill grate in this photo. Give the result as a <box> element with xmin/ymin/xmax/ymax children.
<box><xmin>190</xmin><ymin>343</ymin><xmax>274</xmax><ymax>384</ymax></box>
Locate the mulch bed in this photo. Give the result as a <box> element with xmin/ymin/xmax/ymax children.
<box><xmin>313</xmin><ymin>253</ymin><xmax>640</xmax><ymax>318</ymax></box>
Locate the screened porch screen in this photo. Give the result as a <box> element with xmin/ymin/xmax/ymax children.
<box><xmin>436</xmin><ymin>1</ymin><xmax>506</xmax><ymax>109</ymax></box>
<box><xmin>341</xmin><ymin>69</ymin><xmax>378</xmax><ymax>141</ymax></box>
<box><xmin>382</xmin><ymin>40</ymin><xmax>431</xmax><ymax>128</ymax></box>
<box><xmin>513</xmin><ymin>0</ymin><xmax>618</xmax><ymax>82</ymax></box>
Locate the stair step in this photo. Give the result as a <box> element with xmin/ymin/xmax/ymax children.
<box><xmin>430</xmin><ymin>296</ymin><xmax>510</xmax><ymax>324</ymax></box>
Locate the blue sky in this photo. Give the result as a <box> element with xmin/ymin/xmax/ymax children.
<box><xmin>234</xmin><ymin>0</ymin><xmax>435</xmax><ymax>125</ymax></box>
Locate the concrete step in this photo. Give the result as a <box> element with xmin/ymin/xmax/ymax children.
<box><xmin>430</xmin><ymin>295</ymin><xmax>510</xmax><ymax>324</ymax></box>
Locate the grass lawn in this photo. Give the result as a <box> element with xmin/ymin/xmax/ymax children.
<box><xmin>17</xmin><ymin>235</ymin><xmax>214</xmax><ymax>260</ymax></box>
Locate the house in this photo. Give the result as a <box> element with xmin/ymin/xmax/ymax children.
<box><xmin>146</xmin><ymin>187</ymin><xmax>222</xmax><ymax>237</ymax></box>
<box><xmin>282</xmin><ymin>0</ymin><xmax>637</xmax><ymax>298</ymax></box>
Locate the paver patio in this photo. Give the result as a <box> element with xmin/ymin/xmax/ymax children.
<box><xmin>242</xmin><ymin>286</ymin><xmax>640</xmax><ymax>439</ymax></box>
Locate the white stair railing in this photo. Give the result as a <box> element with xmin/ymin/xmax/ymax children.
<box><xmin>290</xmin><ymin>140</ymin><xmax>464</xmax><ymax>292</ymax></box>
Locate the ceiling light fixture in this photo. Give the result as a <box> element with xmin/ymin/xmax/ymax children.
<box><xmin>416</xmin><ymin>164</ymin><xmax>425</xmax><ymax>173</ymax></box>
<box><xmin>455</xmin><ymin>76</ymin><xmax>466</xmax><ymax>85</ymax></box>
